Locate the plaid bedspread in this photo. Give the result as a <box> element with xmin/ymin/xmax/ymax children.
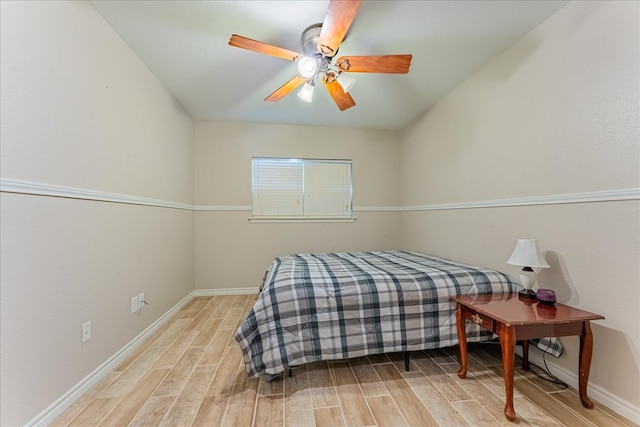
<box><xmin>235</xmin><ymin>251</ymin><xmax>562</xmax><ymax>377</ymax></box>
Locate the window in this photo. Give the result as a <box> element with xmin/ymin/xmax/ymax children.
<box><xmin>251</xmin><ymin>158</ymin><xmax>353</xmax><ymax>221</ymax></box>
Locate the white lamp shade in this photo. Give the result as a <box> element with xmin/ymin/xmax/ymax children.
<box><xmin>336</xmin><ymin>73</ymin><xmax>356</xmax><ymax>93</ymax></box>
<box><xmin>506</xmin><ymin>239</ymin><xmax>550</xmax><ymax>268</ymax></box>
<box><xmin>297</xmin><ymin>82</ymin><xmax>315</xmax><ymax>102</ymax></box>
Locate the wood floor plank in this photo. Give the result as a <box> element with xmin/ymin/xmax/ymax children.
<box><xmin>112</xmin><ymin>326</ymin><xmax>168</xmax><ymax>373</ymax></box>
<box><xmin>258</xmin><ymin>373</ymin><xmax>285</xmax><ymax>396</ymax></box>
<box><xmin>184</xmin><ymin>308</ymin><xmax>214</xmax><ymax>332</ymax></box>
<box><xmin>199</xmin><ymin>327</ymin><xmax>234</xmax><ymax>366</ymax></box>
<box><xmin>160</xmin><ymin>365</ymin><xmax>217</xmax><ymax>426</ymax></box>
<box><xmin>307</xmin><ymin>362</ymin><xmax>340</xmax><ymax>407</ymax></box>
<box><xmin>219</xmin><ymin>306</ymin><xmax>245</xmax><ymax>329</ymax></box>
<box><xmin>180</xmin><ymin>299</ymin><xmax>209</xmax><ymax>319</ymax></box>
<box><xmin>222</xmin><ymin>362</ymin><xmax>260</xmax><ymax>427</ymax></box>
<box><xmin>48</xmin><ymin>393</ymin><xmax>102</xmax><ymax>427</ymax></box>
<box><xmin>148</xmin><ymin>318</ymin><xmax>192</xmax><ymax>349</ymax></box>
<box><xmin>128</xmin><ymin>396</ymin><xmax>175</xmax><ymax>427</ymax></box>
<box><xmin>350</xmin><ymin>362</ymin><xmax>389</xmax><ymax>397</ymax></box>
<box><xmin>191</xmin><ymin>396</ymin><xmax>230</xmax><ymax>427</ymax></box>
<box><xmin>439</xmin><ymin>369</ymin><xmax>524</xmax><ymax>426</ymax></box>
<box><xmin>192</xmin><ymin>317</ymin><xmax>222</xmax><ymax>347</ymax></box>
<box><xmin>511</xmin><ymin>395</ymin><xmax>566</xmax><ymax>426</ymax></box>
<box><xmin>404</xmin><ymin>374</ymin><xmax>469</xmax><ymax>426</ymax></box>
<box><xmin>367</xmin><ymin>395</ymin><xmax>409</xmax><ymax>427</ymax></box>
<box><xmin>152</xmin><ymin>330</ymin><xmax>199</xmax><ymax>370</ymax></box>
<box><xmin>206</xmin><ymin>345</ymin><xmax>243</xmax><ymax>396</ymax></box>
<box><xmin>314</xmin><ymin>406</ymin><xmax>346</xmax><ymax>427</ymax></box>
<box><xmin>329</xmin><ymin>361</ymin><xmax>376</xmax><ymax>426</ymax></box>
<box><xmin>452</xmin><ymin>400</ymin><xmax>503</xmax><ymax>426</ymax></box>
<box><xmin>98</xmin><ymin>368</ymin><xmax>170</xmax><ymax>426</ymax></box>
<box><xmin>284</xmin><ymin>370</ymin><xmax>315</xmax><ymax>427</ymax></box>
<box><xmin>209</xmin><ymin>299</ymin><xmax>233</xmax><ymax>319</ymax></box>
<box><xmin>154</xmin><ymin>346</ymin><xmax>205</xmax><ymax>396</ymax></box>
<box><xmin>374</xmin><ymin>363</ymin><xmax>440</xmax><ymax>427</ymax></box>
<box><xmin>100</xmin><ymin>346</ymin><xmax>167</xmax><ymax>398</ymax></box>
<box><xmin>550</xmin><ymin>390</ymin><xmax>636</xmax><ymax>427</ymax></box>
<box><xmin>509</xmin><ymin>370</ymin><xmax>596</xmax><ymax>426</ymax></box>
<box><xmin>255</xmin><ymin>395</ymin><xmax>284</xmax><ymax>426</ymax></box>
<box><xmin>425</xmin><ymin>348</ymin><xmax>457</xmax><ymax>365</ymax></box>
<box><xmin>66</xmin><ymin>397</ymin><xmax>121</xmax><ymax>426</ymax></box>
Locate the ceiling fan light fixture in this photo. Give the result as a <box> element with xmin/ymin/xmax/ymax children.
<box><xmin>297</xmin><ymin>81</ymin><xmax>315</xmax><ymax>102</ymax></box>
<box><xmin>336</xmin><ymin>73</ymin><xmax>356</xmax><ymax>93</ymax></box>
<box><xmin>297</xmin><ymin>56</ymin><xmax>317</xmax><ymax>79</ymax></box>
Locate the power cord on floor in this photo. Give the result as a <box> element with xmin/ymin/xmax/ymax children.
<box><xmin>479</xmin><ymin>339</ymin><xmax>568</xmax><ymax>389</ymax></box>
<box><xmin>528</xmin><ymin>346</ymin><xmax>568</xmax><ymax>389</ymax></box>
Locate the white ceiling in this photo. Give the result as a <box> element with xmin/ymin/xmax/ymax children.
<box><xmin>90</xmin><ymin>0</ymin><xmax>569</xmax><ymax>130</ymax></box>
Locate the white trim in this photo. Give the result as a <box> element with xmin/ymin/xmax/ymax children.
<box><xmin>404</xmin><ymin>188</ymin><xmax>640</xmax><ymax>212</ymax></box>
<box><xmin>195</xmin><ymin>205</ymin><xmax>251</xmax><ymax>211</ymax></box>
<box><xmin>25</xmin><ymin>292</ymin><xmax>196</xmax><ymax>427</ymax></box>
<box><xmin>3</xmin><ymin>178</ymin><xmax>638</xmax><ymax>213</ymax></box>
<box><xmin>0</xmin><ymin>178</ymin><xmax>192</xmax><ymax>210</ymax></box>
<box><xmin>194</xmin><ymin>287</ymin><xmax>259</xmax><ymax>296</ymax></box>
<box><xmin>249</xmin><ymin>217</ymin><xmax>356</xmax><ymax>223</ymax></box>
<box><xmin>354</xmin><ymin>206</ymin><xmax>403</xmax><ymax>212</ymax></box>
<box><xmin>518</xmin><ymin>348</ymin><xmax>640</xmax><ymax>425</ymax></box>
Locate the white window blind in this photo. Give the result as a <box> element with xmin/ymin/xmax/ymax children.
<box><xmin>252</xmin><ymin>158</ymin><xmax>353</xmax><ymax>220</ymax></box>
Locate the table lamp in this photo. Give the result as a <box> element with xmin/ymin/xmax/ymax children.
<box><xmin>507</xmin><ymin>239</ymin><xmax>550</xmax><ymax>299</ymax></box>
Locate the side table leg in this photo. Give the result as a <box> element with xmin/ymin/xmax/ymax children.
<box><xmin>500</xmin><ymin>326</ymin><xmax>516</xmax><ymax>422</ymax></box>
<box><xmin>579</xmin><ymin>321</ymin><xmax>595</xmax><ymax>408</ymax></box>
<box><xmin>522</xmin><ymin>340</ymin><xmax>530</xmax><ymax>371</ymax></box>
<box><xmin>456</xmin><ymin>304</ymin><xmax>468</xmax><ymax>379</ymax></box>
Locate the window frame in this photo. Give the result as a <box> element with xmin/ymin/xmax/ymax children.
<box><xmin>250</xmin><ymin>157</ymin><xmax>354</xmax><ymax>223</ymax></box>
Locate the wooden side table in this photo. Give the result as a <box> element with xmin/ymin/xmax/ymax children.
<box><xmin>451</xmin><ymin>293</ymin><xmax>604</xmax><ymax>422</ymax></box>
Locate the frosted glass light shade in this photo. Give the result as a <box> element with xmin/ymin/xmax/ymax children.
<box><xmin>297</xmin><ymin>57</ymin><xmax>317</xmax><ymax>79</ymax></box>
<box><xmin>297</xmin><ymin>82</ymin><xmax>314</xmax><ymax>102</ymax></box>
<box><xmin>336</xmin><ymin>73</ymin><xmax>356</xmax><ymax>93</ymax></box>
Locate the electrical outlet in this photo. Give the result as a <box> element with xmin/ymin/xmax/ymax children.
<box><xmin>138</xmin><ymin>292</ymin><xmax>145</xmax><ymax>310</ymax></box>
<box><xmin>131</xmin><ymin>295</ymin><xmax>139</xmax><ymax>314</ymax></box>
<box><xmin>81</xmin><ymin>321</ymin><xmax>91</xmax><ymax>344</ymax></box>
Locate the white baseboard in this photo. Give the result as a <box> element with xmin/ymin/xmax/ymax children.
<box><xmin>26</xmin><ymin>292</ymin><xmax>196</xmax><ymax>427</ymax></box>
<box><xmin>517</xmin><ymin>348</ymin><xmax>640</xmax><ymax>425</ymax></box>
<box><xmin>194</xmin><ymin>287</ymin><xmax>259</xmax><ymax>296</ymax></box>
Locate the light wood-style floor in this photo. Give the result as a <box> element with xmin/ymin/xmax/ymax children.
<box><xmin>52</xmin><ymin>294</ymin><xmax>635</xmax><ymax>427</ymax></box>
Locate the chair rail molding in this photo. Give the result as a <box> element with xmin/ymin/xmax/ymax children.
<box><xmin>3</xmin><ymin>178</ymin><xmax>638</xmax><ymax>212</ymax></box>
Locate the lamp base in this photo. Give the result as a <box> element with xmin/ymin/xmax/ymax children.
<box><xmin>518</xmin><ymin>289</ymin><xmax>537</xmax><ymax>299</ymax></box>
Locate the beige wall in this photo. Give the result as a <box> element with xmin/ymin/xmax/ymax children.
<box><xmin>0</xmin><ymin>2</ymin><xmax>194</xmax><ymax>425</ymax></box>
<box><xmin>401</xmin><ymin>0</ymin><xmax>639</xmax><ymax>412</ymax></box>
<box><xmin>194</xmin><ymin>121</ymin><xmax>402</xmax><ymax>289</ymax></box>
<box><xmin>2</xmin><ymin>0</ymin><xmax>639</xmax><ymax>424</ymax></box>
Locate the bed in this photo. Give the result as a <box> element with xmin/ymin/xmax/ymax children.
<box><xmin>235</xmin><ymin>250</ymin><xmax>562</xmax><ymax>377</ymax></box>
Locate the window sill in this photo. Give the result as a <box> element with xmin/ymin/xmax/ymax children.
<box><xmin>249</xmin><ymin>216</ymin><xmax>356</xmax><ymax>223</ymax></box>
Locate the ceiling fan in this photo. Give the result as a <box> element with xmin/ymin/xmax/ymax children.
<box><xmin>228</xmin><ymin>0</ymin><xmax>412</xmax><ymax>111</ymax></box>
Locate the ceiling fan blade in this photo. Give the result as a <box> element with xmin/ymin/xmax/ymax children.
<box><xmin>317</xmin><ymin>0</ymin><xmax>363</xmax><ymax>57</ymax></box>
<box><xmin>336</xmin><ymin>54</ymin><xmax>413</xmax><ymax>74</ymax></box>
<box><xmin>229</xmin><ymin>34</ymin><xmax>302</xmax><ymax>61</ymax></box>
<box><xmin>322</xmin><ymin>77</ymin><xmax>356</xmax><ymax>111</ymax></box>
<box><xmin>264</xmin><ymin>74</ymin><xmax>307</xmax><ymax>102</ymax></box>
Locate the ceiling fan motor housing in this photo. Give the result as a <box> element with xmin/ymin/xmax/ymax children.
<box><xmin>301</xmin><ymin>24</ymin><xmax>323</xmax><ymax>57</ymax></box>
<box><xmin>300</xmin><ymin>24</ymin><xmax>333</xmax><ymax>80</ymax></box>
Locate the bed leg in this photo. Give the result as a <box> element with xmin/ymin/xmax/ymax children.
<box><xmin>404</xmin><ymin>352</ymin><xmax>410</xmax><ymax>371</ymax></box>
<box><xmin>288</xmin><ymin>368</ymin><xmax>292</xmax><ymax>377</ymax></box>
